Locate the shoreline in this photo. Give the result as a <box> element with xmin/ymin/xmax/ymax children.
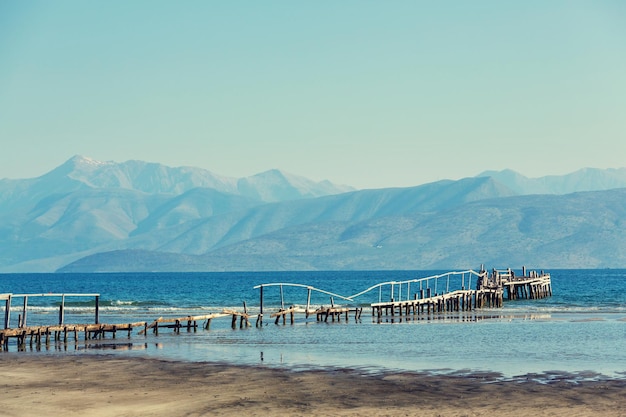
<box><xmin>2</xmin><ymin>353</ymin><xmax>626</xmax><ymax>416</ymax></box>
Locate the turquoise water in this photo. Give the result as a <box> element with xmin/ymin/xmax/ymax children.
<box><xmin>2</xmin><ymin>269</ymin><xmax>626</xmax><ymax>379</ymax></box>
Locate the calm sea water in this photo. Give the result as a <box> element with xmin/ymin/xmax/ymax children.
<box><xmin>2</xmin><ymin>269</ymin><xmax>626</xmax><ymax>380</ymax></box>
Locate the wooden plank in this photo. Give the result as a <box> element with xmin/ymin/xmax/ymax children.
<box><xmin>270</xmin><ymin>306</ymin><xmax>297</xmax><ymax>318</ymax></box>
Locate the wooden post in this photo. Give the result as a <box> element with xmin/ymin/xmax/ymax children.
<box><xmin>59</xmin><ymin>295</ymin><xmax>65</xmax><ymax>325</ymax></box>
<box><xmin>21</xmin><ymin>296</ymin><xmax>28</xmax><ymax>328</ymax></box>
<box><xmin>4</xmin><ymin>295</ymin><xmax>11</xmax><ymax>329</ymax></box>
<box><xmin>243</xmin><ymin>301</ymin><xmax>249</xmax><ymax>328</ymax></box>
<box><xmin>258</xmin><ymin>285</ymin><xmax>264</xmax><ymax>327</ymax></box>
<box><xmin>95</xmin><ymin>295</ymin><xmax>100</xmax><ymax>324</ymax></box>
<box><xmin>305</xmin><ymin>288</ymin><xmax>311</xmax><ymax>318</ymax></box>
<box><xmin>279</xmin><ymin>285</ymin><xmax>284</xmax><ymax>310</ymax></box>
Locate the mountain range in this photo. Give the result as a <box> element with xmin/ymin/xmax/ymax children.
<box><xmin>1</xmin><ymin>156</ymin><xmax>625</xmax><ymax>272</ymax></box>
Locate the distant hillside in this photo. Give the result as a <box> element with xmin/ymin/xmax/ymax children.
<box><xmin>477</xmin><ymin>167</ymin><xmax>626</xmax><ymax>195</ymax></box>
<box><xmin>0</xmin><ymin>156</ymin><xmax>353</xmax><ymax>272</ymax></box>
<box><xmin>2</xmin><ymin>157</ymin><xmax>626</xmax><ymax>272</ymax></box>
<box><xmin>0</xmin><ymin>155</ymin><xmax>354</xmax><ymax>201</ymax></box>
<box><xmin>60</xmin><ymin>188</ymin><xmax>626</xmax><ymax>272</ymax></box>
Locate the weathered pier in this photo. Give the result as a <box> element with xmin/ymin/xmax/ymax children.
<box><xmin>1</xmin><ymin>266</ymin><xmax>552</xmax><ymax>350</ymax></box>
<box><xmin>140</xmin><ymin>306</ymin><xmax>255</xmax><ymax>335</ymax></box>
<box><xmin>0</xmin><ymin>322</ymin><xmax>148</xmax><ymax>349</ymax></box>
<box><xmin>255</xmin><ymin>267</ymin><xmax>552</xmax><ymax>325</ymax></box>
<box><xmin>0</xmin><ymin>292</ymin><xmax>148</xmax><ymax>350</ymax></box>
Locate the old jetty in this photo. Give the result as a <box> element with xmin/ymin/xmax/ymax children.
<box><xmin>1</xmin><ymin>267</ymin><xmax>551</xmax><ymax>350</ymax></box>
<box><xmin>253</xmin><ymin>267</ymin><xmax>551</xmax><ymax>325</ymax></box>
<box><xmin>0</xmin><ymin>293</ymin><xmax>147</xmax><ymax>349</ymax></box>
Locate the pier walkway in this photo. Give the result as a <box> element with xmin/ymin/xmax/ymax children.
<box><xmin>253</xmin><ymin>267</ymin><xmax>551</xmax><ymax>325</ymax></box>
<box><xmin>1</xmin><ymin>267</ymin><xmax>552</xmax><ymax>350</ymax></box>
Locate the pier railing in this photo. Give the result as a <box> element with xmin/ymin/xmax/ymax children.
<box><xmin>253</xmin><ymin>267</ymin><xmax>552</xmax><ymax>325</ymax></box>
<box><xmin>347</xmin><ymin>270</ymin><xmax>482</xmax><ymax>302</ymax></box>
<box><xmin>1</xmin><ymin>293</ymin><xmax>101</xmax><ymax>329</ymax></box>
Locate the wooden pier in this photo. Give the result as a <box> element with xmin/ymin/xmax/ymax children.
<box><xmin>1</xmin><ymin>266</ymin><xmax>552</xmax><ymax>350</ymax></box>
<box><xmin>0</xmin><ymin>322</ymin><xmax>147</xmax><ymax>349</ymax></box>
<box><xmin>255</xmin><ymin>267</ymin><xmax>552</xmax><ymax>325</ymax></box>
<box><xmin>0</xmin><ymin>292</ymin><xmax>150</xmax><ymax>350</ymax></box>
<box><xmin>140</xmin><ymin>307</ymin><xmax>254</xmax><ymax>335</ymax></box>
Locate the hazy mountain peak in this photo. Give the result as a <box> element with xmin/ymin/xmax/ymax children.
<box><xmin>237</xmin><ymin>169</ymin><xmax>354</xmax><ymax>202</ymax></box>
<box><xmin>477</xmin><ymin>167</ymin><xmax>626</xmax><ymax>195</ymax></box>
<box><xmin>69</xmin><ymin>155</ymin><xmax>111</xmax><ymax>168</ymax></box>
<box><xmin>4</xmin><ymin>158</ymin><xmax>626</xmax><ymax>272</ymax></box>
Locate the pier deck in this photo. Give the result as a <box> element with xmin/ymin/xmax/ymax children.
<box><xmin>1</xmin><ymin>266</ymin><xmax>552</xmax><ymax>350</ymax></box>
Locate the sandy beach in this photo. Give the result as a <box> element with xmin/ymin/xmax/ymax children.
<box><xmin>1</xmin><ymin>354</ymin><xmax>625</xmax><ymax>416</ymax></box>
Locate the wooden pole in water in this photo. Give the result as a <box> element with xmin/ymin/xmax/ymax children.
<box><xmin>21</xmin><ymin>296</ymin><xmax>28</xmax><ymax>328</ymax></box>
<box><xmin>95</xmin><ymin>295</ymin><xmax>100</xmax><ymax>324</ymax></box>
<box><xmin>279</xmin><ymin>285</ymin><xmax>284</xmax><ymax>310</ymax></box>
<box><xmin>59</xmin><ymin>295</ymin><xmax>65</xmax><ymax>325</ymax></box>
<box><xmin>259</xmin><ymin>285</ymin><xmax>264</xmax><ymax>326</ymax></box>
<box><xmin>4</xmin><ymin>295</ymin><xmax>11</xmax><ymax>329</ymax></box>
<box><xmin>306</xmin><ymin>288</ymin><xmax>311</xmax><ymax>318</ymax></box>
<box><xmin>241</xmin><ymin>301</ymin><xmax>249</xmax><ymax>328</ymax></box>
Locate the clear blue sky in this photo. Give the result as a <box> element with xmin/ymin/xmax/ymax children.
<box><xmin>1</xmin><ymin>1</ymin><xmax>625</xmax><ymax>189</ymax></box>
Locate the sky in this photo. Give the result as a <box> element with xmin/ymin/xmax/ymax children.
<box><xmin>1</xmin><ymin>1</ymin><xmax>625</xmax><ymax>189</ymax></box>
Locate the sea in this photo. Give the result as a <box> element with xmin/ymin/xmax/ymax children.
<box><xmin>2</xmin><ymin>269</ymin><xmax>625</xmax><ymax>381</ymax></box>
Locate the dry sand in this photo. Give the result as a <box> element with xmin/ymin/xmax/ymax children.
<box><xmin>1</xmin><ymin>354</ymin><xmax>625</xmax><ymax>417</ymax></box>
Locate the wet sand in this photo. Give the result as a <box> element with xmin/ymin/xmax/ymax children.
<box><xmin>1</xmin><ymin>354</ymin><xmax>625</xmax><ymax>416</ymax></box>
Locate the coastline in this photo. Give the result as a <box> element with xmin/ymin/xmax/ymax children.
<box><xmin>1</xmin><ymin>354</ymin><xmax>625</xmax><ymax>416</ymax></box>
